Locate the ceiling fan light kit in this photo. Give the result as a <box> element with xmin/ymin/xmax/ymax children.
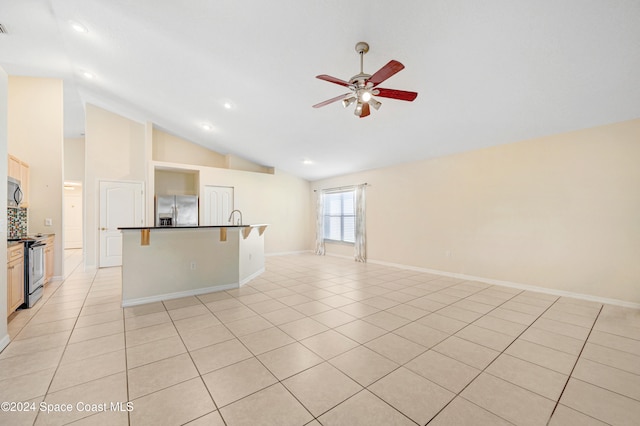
<box><xmin>313</xmin><ymin>42</ymin><xmax>418</xmax><ymax>118</ymax></box>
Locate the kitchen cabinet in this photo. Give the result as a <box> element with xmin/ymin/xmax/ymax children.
<box><xmin>45</xmin><ymin>235</ymin><xmax>55</xmax><ymax>285</ymax></box>
<box><xmin>8</xmin><ymin>154</ymin><xmax>30</xmax><ymax>207</ymax></box>
<box><xmin>7</xmin><ymin>244</ymin><xmax>25</xmax><ymax>317</ymax></box>
<box><xmin>8</xmin><ymin>155</ymin><xmax>21</xmax><ymax>180</ymax></box>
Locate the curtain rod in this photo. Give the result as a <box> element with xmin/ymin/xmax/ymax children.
<box><xmin>313</xmin><ymin>183</ymin><xmax>369</xmax><ymax>192</ymax></box>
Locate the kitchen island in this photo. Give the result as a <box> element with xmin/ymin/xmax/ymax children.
<box><xmin>118</xmin><ymin>225</ymin><xmax>267</xmax><ymax>307</ymax></box>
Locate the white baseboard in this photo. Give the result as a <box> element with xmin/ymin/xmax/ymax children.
<box><xmin>122</xmin><ymin>283</ymin><xmax>239</xmax><ymax>307</ymax></box>
<box><xmin>266</xmin><ymin>250</ymin><xmax>312</xmax><ymax>257</ymax></box>
<box><xmin>323</xmin><ymin>253</ymin><xmax>355</xmax><ymax>261</ymax></box>
<box><xmin>0</xmin><ymin>334</ymin><xmax>11</xmax><ymax>353</ymax></box>
<box><xmin>320</xmin><ymin>255</ymin><xmax>640</xmax><ymax>310</ymax></box>
<box><xmin>239</xmin><ymin>268</ymin><xmax>265</xmax><ymax>286</ymax></box>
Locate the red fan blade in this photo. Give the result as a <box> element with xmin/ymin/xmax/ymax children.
<box><xmin>360</xmin><ymin>102</ymin><xmax>370</xmax><ymax>118</ymax></box>
<box><xmin>316</xmin><ymin>74</ymin><xmax>352</xmax><ymax>87</ymax></box>
<box><xmin>375</xmin><ymin>88</ymin><xmax>418</xmax><ymax>102</ymax></box>
<box><xmin>367</xmin><ymin>60</ymin><xmax>405</xmax><ymax>86</ymax></box>
<box><xmin>312</xmin><ymin>93</ymin><xmax>350</xmax><ymax>108</ymax></box>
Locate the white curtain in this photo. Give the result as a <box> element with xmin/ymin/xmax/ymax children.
<box><xmin>314</xmin><ymin>190</ymin><xmax>325</xmax><ymax>255</ymax></box>
<box><xmin>354</xmin><ymin>184</ymin><xmax>366</xmax><ymax>262</ymax></box>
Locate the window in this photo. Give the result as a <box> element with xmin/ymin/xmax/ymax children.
<box><xmin>323</xmin><ymin>190</ymin><xmax>355</xmax><ymax>243</ymax></box>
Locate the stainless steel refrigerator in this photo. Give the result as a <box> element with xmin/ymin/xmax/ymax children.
<box><xmin>155</xmin><ymin>195</ymin><xmax>198</xmax><ymax>227</ymax></box>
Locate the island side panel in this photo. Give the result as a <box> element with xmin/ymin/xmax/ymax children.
<box><xmin>121</xmin><ymin>228</ymin><xmax>240</xmax><ymax>306</ymax></box>
<box><xmin>238</xmin><ymin>227</ymin><xmax>266</xmax><ymax>285</ymax></box>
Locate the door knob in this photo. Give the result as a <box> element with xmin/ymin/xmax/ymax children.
<box><xmin>100</xmin><ymin>227</ymin><xmax>107</xmax><ymax>231</ymax></box>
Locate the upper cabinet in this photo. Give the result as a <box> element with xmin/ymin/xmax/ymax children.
<box><xmin>8</xmin><ymin>154</ymin><xmax>30</xmax><ymax>208</ymax></box>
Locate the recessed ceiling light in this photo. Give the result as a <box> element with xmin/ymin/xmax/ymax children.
<box><xmin>201</xmin><ymin>124</ymin><xmax>213</xmax><ymax>131</ymax></box>
<box><xmin>69</xmin><ymin>20</ymin><xmax>88</xmax><ymax>33</ymax></box>
<box><xmin>302</xmin><ymin>159</ymin><xmax>313</xmax><ymax>165</ymax></box>
<box><xmin>223</xmin><ymin>102</ymin><xmax>232</xmax><ymax>110</ymax></box>
<box><xmin>82</xmin><ymin>71</ymin><xmax>95</xmax><ymax>80</ymax></box>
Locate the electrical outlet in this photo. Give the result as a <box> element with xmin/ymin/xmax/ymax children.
<box><xmin>190</xmin><ymin>261</ymin><xmax>196</xmax><ymax>270</ymax></box>
<box><xmin>45</xmin><ymin>218</ymin><xmax>53</xmax><ymax>226</ymax></box>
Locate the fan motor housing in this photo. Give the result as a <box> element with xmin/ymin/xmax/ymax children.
<box><xmin>355</xmin><ymin>42</ymin><xmax>369</xmax><ymax>55</ymax></box>
<box><xmin>349</xmin><ymin>73</ymin><xmax>371</xmax><ymax>86</ymax></box>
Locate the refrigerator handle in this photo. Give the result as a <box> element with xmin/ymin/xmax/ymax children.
<box><xmin>172</xmin><ymin>205</ymin><xmax>177</xmax><ymax>226</ymax></box>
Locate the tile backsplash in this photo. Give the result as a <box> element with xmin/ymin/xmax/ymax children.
<box><xmin>8</xmin><ymin>208</ymin><xmax>27</xmax><ymax>239</ymax></box>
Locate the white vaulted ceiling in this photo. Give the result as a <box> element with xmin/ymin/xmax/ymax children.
<box><xmin>1</xmin><ymin>0</ymin><xmax>639</xmax><ymax>180</ymax></box>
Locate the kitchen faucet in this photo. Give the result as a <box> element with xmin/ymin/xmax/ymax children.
<box><xmin>228</xmin><ymin>209</ymin><xmax>243</xmax><ymax>226</ymax></box>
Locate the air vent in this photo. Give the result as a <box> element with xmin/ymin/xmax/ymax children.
<box><xmin>0</xmin><ymin>24</ymin><xmax>7</xmax><ymax>34</ymax></box>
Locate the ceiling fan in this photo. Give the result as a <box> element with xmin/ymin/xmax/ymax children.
<box><xmin>313</xmin><ymin>42</ymin><xmax>418</xmax><ymax>118</ymax></box>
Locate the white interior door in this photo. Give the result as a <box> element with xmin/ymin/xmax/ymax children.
<box><xmin>99</xmin><ymin>181</ymin><xmax>144</xmax><ymax>267</ymax></box>
<box><xmin>203</xmin><ymin>186</ymin><xmax>234</xmax><ymax>225</ymax></box>
<box><xmin>64</xmin><ymin>183</ymin><xmax>83</xmax><ymax>249</ymax></box>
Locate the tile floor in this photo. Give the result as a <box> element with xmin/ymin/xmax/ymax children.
<box><xmin>1</xmin><ymin>252</ymin><xmax>639</xmax><ymax>425</ymax></box>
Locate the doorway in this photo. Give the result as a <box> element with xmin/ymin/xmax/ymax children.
<box><xmin>63</xmin><ymin>181</ymin><xmax>83</xmax><ymax>249</ymax></box>
<box><xmin>99</xmin><ymin>180</ymin><xmax>144</xmax><ymax>267</ymax></box>
<box><xmin>203</xmin><ymin>186</ymin><xmax>234</xmax><ymax>225</ymax></box>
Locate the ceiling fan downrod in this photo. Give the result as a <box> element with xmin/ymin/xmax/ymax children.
<box><xmin>356</xmin><ymin>41</ymin><xmax>369</xmax><ymax>75</ymax></box>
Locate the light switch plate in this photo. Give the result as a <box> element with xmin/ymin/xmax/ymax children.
<box><xmin>45</xmin><ymin>218</ymin><xmax>52</xmax><ymax>226</ymax></box>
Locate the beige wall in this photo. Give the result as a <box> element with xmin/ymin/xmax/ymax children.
<box><xmin>8</xmin><ymin>76</ymin><xmax>64</xmax><ymax>278</ymax></box>
<box><xmin>86</xmin><ymin>105</ymin><xmax>309</xmax><ymax>268</ymax></box>
<box><xmin>153</xmin><ymin>128</ymin><xmax>273</xmax><ymax>174</ymax></box>
<box><xmin>85</xmin><ymin>104</ymin><xmax>147</xmax><ymax>268</ymax></box>
<box><xmin>199</xmin><ymin>167</ymin><xmax>311</xmax><ymax>255</ymax></box>
<box><xmin>155</xmin><ymin>169</ymin><xmax>198</xmax><ymax>195</ymax></box>
<box><xmin>64</xmin><ymin>137</ymin><xmax>85</xmax><ymax>182</ymax></box>
<box><xmin>122</xmin><ymin>228</ymin><xmax>240</xmax><ymax>305</ymax></box>
<box><xmin>121</xmin><ymin>227</ymin><xmax>265</xmax><ymax>306</ymax></box>
<box><xmin>0</xmin><ymin>67</ymin><xmax>9</xmax><ymax>344</ymax></box>
<box><xmin>152</xmin><ymin>128</ymin><xmax>226</xmax><ymax>168</ymax></box>
<box><xmin>150</xmin><ymin>160</ymin><xmax>311</xmax><ymax>254</ymax></box>
<box><xmin>225</xmin><ymin>154</ymin><xmax>274</xmax><ymax>174</ymax></box>
<box><xmin>312</xmin><ymin>119</ymin><xmax>640</xmax><ymax>304</ymax></box>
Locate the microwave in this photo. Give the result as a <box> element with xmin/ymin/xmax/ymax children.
<box><xmin>8</xmin><ymin>177</ymin><xmax>23</xmax><ymax>207</ymax></box>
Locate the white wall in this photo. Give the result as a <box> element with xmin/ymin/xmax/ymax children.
<box><xmin>311</xmin><ymin>119</ymin><xmax>640</xmax><ymax>305</ymax></box>
<box><xmin>7</xmin><ymin>76</ymin><xmax>64</xmax><ymax>278</ymax></box>
<box><xmin>0</xmin><ymin>67</ymin><xmax>9</xmax><ymax>347</ymax></box>
<box><xmin>84</xmin><ymin>104</ymin><xmax>147</xmax><ymax>268</ymax></box>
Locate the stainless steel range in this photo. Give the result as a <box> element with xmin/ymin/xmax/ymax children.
<box><xmin>9</xmin><ymin>235</ymin><xmax>46</xmax><ymax>308</ymax></box>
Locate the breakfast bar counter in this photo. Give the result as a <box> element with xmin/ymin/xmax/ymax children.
<box><xmin>118</xmin><ymin>225</ymin><xmax>267</xmax><ymax>307</ymax></box>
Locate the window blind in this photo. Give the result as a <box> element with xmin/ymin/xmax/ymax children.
<box><xmin>323</xmin><ymin>190</ymin><xmax>355</xmax><ymax>243</ymax></box>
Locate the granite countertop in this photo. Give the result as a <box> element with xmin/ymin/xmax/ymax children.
<box><xmin>7</xmin><ymin>233</ymin><xmax>55</xmax><ymax>245</ymax></box>
<box><xmin>119</xmin><ymin>225</ymin><xmax>250</xmax><ymax>230</ymax></box>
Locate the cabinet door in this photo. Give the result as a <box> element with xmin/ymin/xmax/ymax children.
<box><xmin>45</xmin><ymin>245</ymin><xmax>54</xmax><ymax>284</ymax></box>
<box><xmin>6</xmin><ymin>265</ymin><xmax>10</xmax><ymax>316</ymax></box>
<box><xmin>8</xmin><ymin>155</ymin><xmax>21</xmax><ymax>180</ymax></box>
<box><xmin>8</xmin><ymin>257</ymin><xmax>25</xmax><ymax>315</ymax></box>
<box><xmin>20</xmin><ymin>161</ymin><xmax>29</xmax><ymax>207</ymax></box>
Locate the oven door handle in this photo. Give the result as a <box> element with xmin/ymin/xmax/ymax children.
<box><xmin>30</xmin><ymin>242</ymin><xmax>46</xmax><ymax>248</ymax></box>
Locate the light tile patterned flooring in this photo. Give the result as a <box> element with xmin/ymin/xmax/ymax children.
<box><xmin>1</xmin><ymin>252</ymin><xmax>639</xmax><ymax>425</ymax></box>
